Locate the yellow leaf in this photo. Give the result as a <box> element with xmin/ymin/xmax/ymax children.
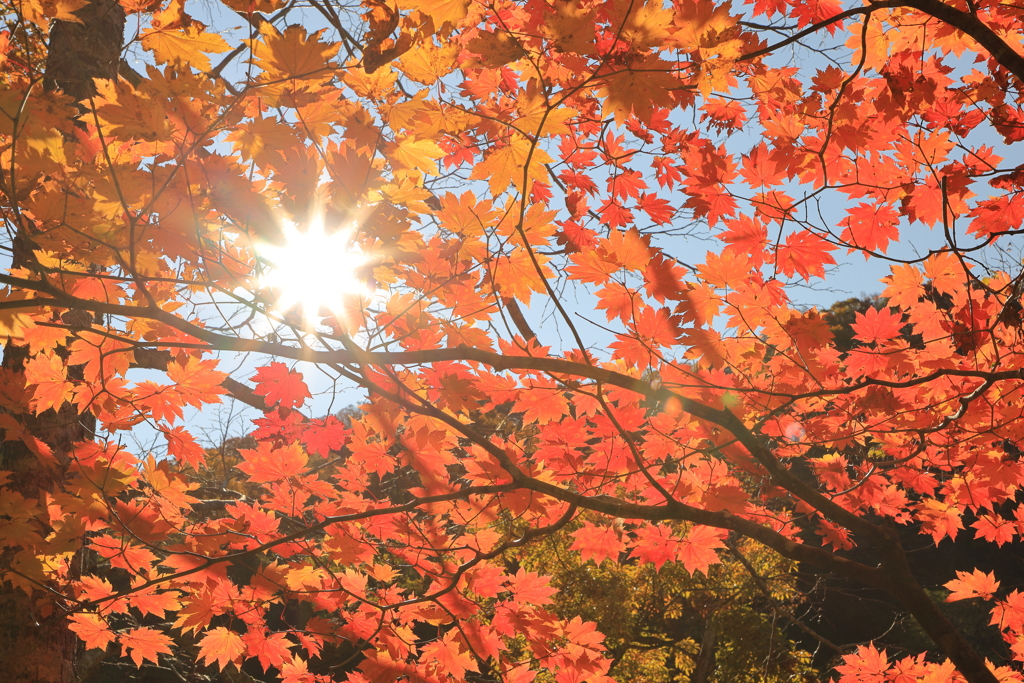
<box><xmin>414</xmin><ymin>100</ymin><xmax>477</xmax><ymax>137</ymax></box>
<box><xmin>492</xmin><ymin>248</ymin><xmax>551</xmax><ymax>304</ymax></box>
<box><xmin>386</xmin><ymin>89</ymin><xmax>429</xmax><ymax>131</ymax></box>
<box><xmin>398</xmin><ymin>41</ymin><xmax>459</xmax><ymax>85</ymax></box>
<box><xmin>599</xmin><ymin>54</ymin><xmax>679</xmax><ymax>124</ymax></box>
<box><xmin>225</xmin><ymin>116</ymin><xmax>299</xmax><ymax>163</ymax></box>
<box><xmin>25</xmin><ymin>352</ymin><xmax>71</xmax><ymax>415</ymax></box>
<box><xmin>219</xmin><ymin>0</ymin><xmax>284</xmax><ymax>13</ymax></box>
<box><xmin>469</xmin><ymin>135</ymin><xmax>552</xmax><ymax>196</ymax></box>
<box><xmin>515</xmin><ymin>81</ymin><xmax>576</xmax><ymax>137</ymax></box>
<box><xmin>20</xmin><ymin>0</ymin><xmax>87</xmax><ymax>26</ymax></box>
<box><xmin>381</xmin><ymin>179</ymin><xmax>436</xmax><ymax>215</ymax></box>
<box><xmin>296</xmin><ymin>89</ymin><xmax>353</xmax><ymax>142</ymax></box>
<box><xmin>387</xmin><ymin>136</ymin><xmax>443</xmax><ymax>177</ymax></box>
<box><xmin>249</xmin><ymin>25</ymin><xmax>339</xmax><ymax>81</ymax></box>
<box><xmin>141</xmin><ymin>26</ymin><xmax>231</xmax><ymax>71</ymax></box>
<box><xmin>397</xmin><ymin>0</ymin><xmax>470</xmax><ymax>26</ymax></box>
<box><xmin>25</xmin><ymin>128</ymin><xmax>66</xmax><ymax>164</ymax></box>
<box><xmin>542</xmin><ymin>0</ymin><xmax>595</xmax><ymax>54</ymax></box>
<box><xmin>696</xmin><ymin>53</ymin><xmax>740</xmax><ymax>98</ymax></box>
<box><xmin>670</xmin><ymin>0</ymin><xmax>737</xmax><ymax>52</ymax></box>
<box><xmin>465</xmin><ymin>30</ymin><xmax>526</xmax><ymax>68</ymax></box>
<box><xmin>93</xmin><ymin>78</ymin><xmax>170</xmax><ymax>142</ymax></box>
<box><xmin>621</xmin><ymin>0</ymin><xmax>674</xmax><ymax>51</ymax></box>
<box><xmin>342</xmin><ymin>60</ymin><xmax>398</xmax><ymax>99</ymax></box>
<box><xmin>0</xmin><ymin>288</ymin><xmax>34</xmax><ymax>340</ymax></box>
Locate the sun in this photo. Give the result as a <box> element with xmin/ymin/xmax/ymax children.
<box><xmin>259</xmin><ymin>220</ymin><xmax>370</xmax><ymax>321</ymax></box>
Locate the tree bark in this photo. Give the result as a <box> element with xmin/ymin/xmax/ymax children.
<box><xmin>690</xmin><ymin>617</ymin><xmax>717</xmax><ymax>683</ymax></box>
<box><xmin>0</xmin><ymin>1</ymin><xmax>125</xmax><ymax>680</ymax></box>
<box><xmin>44</xmin><ymin>0</ymin><xmax>125</xmax><ymax>102</ymax></box>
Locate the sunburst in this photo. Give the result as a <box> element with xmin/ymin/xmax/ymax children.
<box><xmin>259</xmin><ymin>220</ymin><xmax>370</xmax><ymax>323</ymax></box>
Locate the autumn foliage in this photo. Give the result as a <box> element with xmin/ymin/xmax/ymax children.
<box><xmin>2</xmin><ymin>0</ymin><xmax>1024</xmax><ymax>680</ymax></box>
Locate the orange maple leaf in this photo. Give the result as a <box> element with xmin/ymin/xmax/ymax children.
<box><xmin>945</xmin><ymin>569</ymin><xmax>1000</xmax><ymax>602</ymax></box>
<box><xmin>119</xmin><ymin>627</ymin><xmax>174</xmax><ymax>667</ymax></box>
<box><xmin>198</xmin><ymin>627</ymin><xmax>245</xmax><ymax>670</ymax></box>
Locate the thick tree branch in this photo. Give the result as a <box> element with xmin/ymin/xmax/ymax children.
<box><xmin>740</xmin><ymin>0</ymin><xmax>1024</xmax><ymax>86</ymax></box>
<box><xmin>902</xmin><ymin>0</ymin><xmax>1024</xmax><ymax>83</ymax></box>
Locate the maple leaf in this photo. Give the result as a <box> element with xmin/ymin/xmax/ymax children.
<box><xmin>637</xmin><ymin>193</ymin><xmax>675</xmax><ymax>225</ymax></box>
<box><xmin>698</xmin><ymin>249</ymin><xmax>752</xmax><ymax>289</ymax></box>
<box><xmin>570</xmin><ymin>521</ymin><xmax>626</xmax><ymax>565</ymax></box>
<box><xmin>840</xmin><ymin>203</ymin><xmax>901</xmax><ymax>255</ymax></box>
<box><xmin>301</xmin><ymin>415</ymin><xmax>350</xmax><ymax>456</ymax></box>
<box><xmin>68</xmin><ymin>613</ymin><xmax>115</xmax><ymax>651</ymax></box>
<box><xmin>141</xmin><ymin>25</ymin><xmax>230</xmax><ymax>72</ymax></box>
<box><xmin>596</xmin><ymin>282</ymin><xmax>638</xmax><ymax>323</ymax></box>
<box><xmin>992</xmin><ymin>591</ymin><xmax>1024</xmax><ymax>633</ymax></box>
<box><xmin>775</xmin><ymin>230</ymin><xmax>836</xmax><ymax>281</ymax></box>
<box><xmin>24</xmin><ymin>351</ymin><xmax>71</xmax><ymax>415</ymax></box>
<box><xmin>226</xmin><ymin>117</ymin><xmax>300</xmax><ymax>164</ymax></box>
<box><xmin>17</xmin><ymin>0</ymin><xmax>87</xmax><ymax>25</ymax></box>
<box><xmin>917</xmin><ymin>499</ymin><xmax>964</xmax><ymax>544</ymax></box>
<box><xmin>67</xmin><ymin>331</ymin><xmax>134</xmax><ymax>383</ymax></box>
<box><xmin>602</xmin><ymin>227</ymin><xmax>651</xmax><ymax>272</ymax></box>
<box><xmin>422</xmin><ymin>629</ymin><xmax>479</xmax><ymax>680</ymax></box>
<box><xmin>248</xmin><ymin>24</ymin><xmax>339</xmax><ymax>81</ymax></box>
<box><xmin>508</xmin><ymin>568</ymin><xmax>557</xmax><ymax>605</ymax></box>
<box><xmin>237</xmin><ymin>441</ymin><xmax>309</xmax><ymax>483</ymax></box>
<box><xmin>973</xmin><ymin>514</ymin><xmax>1017</xmax><ymax>547</ymax></box>
<box><xmin>677</xmin><ymin>525</ymin><xmax>726</xmax><ymax>575</ymax></box>
<box><xmin>163</xmin><ymin>426</ymin><xmax>207</xmax><ymax>469</ymax></box>
<box><xmin>740</xmin><ymin>143</ymin><xmax>785</xmax><ymax>188</ymax></box>
<box><xmin>630</xmin><ymin>523</ymin><xmax>679</xmax><ymax>570</ymax></box>
<box><xmin>251</xmin><ymin>362</ymin><xmax>310</xmax><ymax>409</ymax></box>
<box><xmin>469</xmin><ymin>135</ymin><xmax>553</xmax><ymax>195</ymax></box>
<box><xmin>167</xmin><ymin>357</ymin><xmax>228</xmax><ymax>408</ymax></box>
<box><xmin>834</xmin><ymin>644</ymin><xmax>891</xmax><ymax>681</ymax></box>
<box><xmin>851</xmin><ymin>306</ymin><xmax>902</xmax><ymax>345</ymax></box>
<box><xmin>128</xmin><ymin>584</ymin><xmax>182</xmax><ymax>618</ymax></box>
<box><xmin>398</xmin><ymin>0</ymin><xmax>470</xmax><ymax>26</ymax></box>
<box><xmin>198</xmin><ymin>627</ymin><xmax>246</xmax><ymax>670</ymax></box>
<box><xmin>599</xmin><ymin>55</ymin><xmax>679</xmax><ymax>124</ymax></box>
<box><xmin>119</xmin><ymin>627</ymin><xmax>174</xmax><ymax>667</ymax></box>
<box><xmin>388</xmin><ymin>136</ymin><xmax>445</xmax><ymax>177</ymax></box>
<box><xmin>945</xmin><ymin>569</ymin><xmax>1000</xmax><ymax>602</ymax></box>
<box><xmin>243</xmin><ymin>630</ymin><xmax>293</xmax><ymax>672</ymax></box>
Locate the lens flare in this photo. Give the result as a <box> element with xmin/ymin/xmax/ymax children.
<box><xmin>259</xmin><ymin>221</ymin><xmax>369</xmax><ymax>322</ymax></box>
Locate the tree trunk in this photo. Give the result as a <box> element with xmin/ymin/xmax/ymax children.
<box><xmin>0</xmin><ymin>1</ymin><xmax>125</xmax><ymax>680</ymax></box>
<box><xmin>44</xmin><ymin>0</ymin><xmax>125</xmax><ymax>103</ymax></box>
<box><xmin>690</xmin><ymin>617</ymin><xmax>717</xmax><ymax>683</ymax></box>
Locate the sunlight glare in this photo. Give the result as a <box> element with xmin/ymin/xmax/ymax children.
<box><xmin>259</xmin><ymin>221</ymin><xmax>370</xmax><ymax>321</ymax></box>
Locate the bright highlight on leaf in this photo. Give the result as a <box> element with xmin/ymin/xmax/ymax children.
<box><xmin>259</xmin><ymin>221</ymin><xmax>371</xmax><ymax>321</ymax></box>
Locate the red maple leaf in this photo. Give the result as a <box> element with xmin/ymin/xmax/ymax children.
<box><xmin>677</xmin><ymin>526</ymin><xmax>726</xmax><ymax>575</ymax></box>
<box><xmin>422</xmin><ymin>630</ymin><xmax>479</xmax><ymax>680</ymax></box>
<box><xmin>570</xmin><ymin>521</ymin><xmax>625</xmax><ymax>565</ymax></box>
<box><xmin>301</xmin><ymin>415</ymin><xmax>350</xmax><ymax>456</ymax></box>
<box><xmin>775</xmin><ymin>230</ymin><xmax>835</xmax><ymax>280</ymax></box>
<box><xmin>840</xmin><ymin>203</ymin><xmax>901</xmax><ymax>254</ymax></box>
<box><xmin>237</xmin><ymin>441</ymin><xmax>309</xmax><ymax>482</ymax></box>
<box><xmin>851</xmin><ymin>306</ymin><xmax>902</xmax><ymax>345</ymax></box>
<box><xmin>251</xmin><ymin>362</ymin><xmax>310</xmax><ymax>409</ymax></box>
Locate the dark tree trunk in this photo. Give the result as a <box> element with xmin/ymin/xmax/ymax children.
<box><xmin>690</xmin><ymin>617</ymin><xmax>717</xmax><ymax>683</ymax></box>
<box><xmin>0</xmin><ymin>1</ymin><xmax>125</xmax><ymax>680</ymax></box>
<box><xmin>44</xmin><ymin>0</ymin><xmax>125</xmax><ymax>102</ymax></box>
